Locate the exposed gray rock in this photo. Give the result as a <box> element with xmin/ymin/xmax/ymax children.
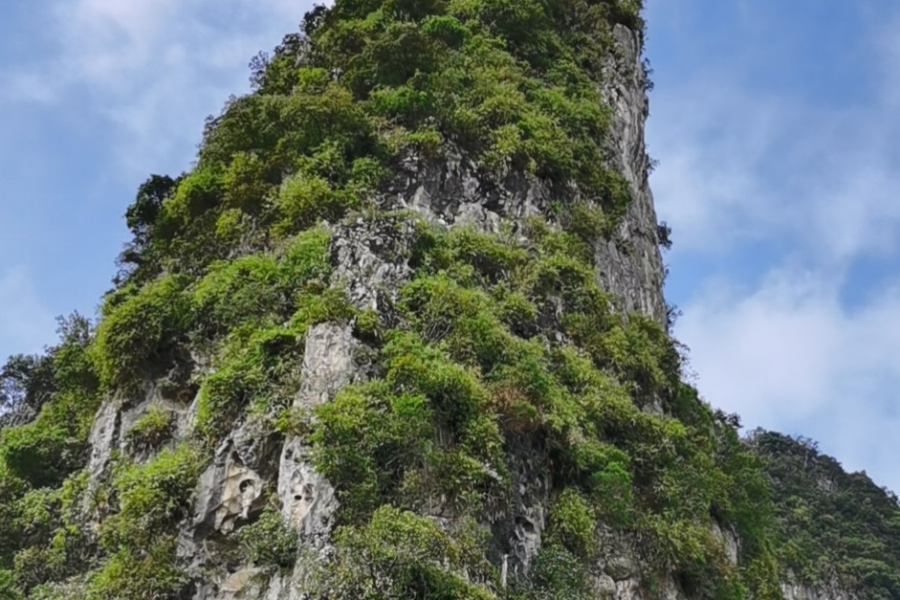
<box><xmin>781</xmin><ymin>573</ymin><xmax>860</xmax><ymax>600</ymax></box>
<box><xmin>711</xmin><ymin>521</ymin><xmax>741</xmax><ymax>564</ymax></box>
<box><xmin>183</xmin><ymin>419</ymin><xmax>277</xmax><ymax>597</ymax></box>
<box><xmin>277</xmin><ymin>437</ymin><xmax>336</xmax><ymax>547</ymax></box>
<box><xmin>277</xmin><ymin>323</ymin><xmax>358</xmax><ymax>547</ymax></box>
<box><xmin>218</xmin><ymin>568</ymin><xmax>263</xmax><ymax>598</ymax></box>
<box><xmin>86</xmin><ymin>399</ymin><xmax>120</xmax><ymax>483</ymax></box>
<box><xmin>596</xmin><ymin>528</ymin><xmax>639</xmax><ymax>582</ymax></box>
<box><xmin>594</xmin><ymin>573</ymin><xmax>618</xmax><ymax>599</ymax></box>
<box><xmin>596</xmin><ymin>24</ymin><xmax>668</xmax><ymax>328</ymax></box>
<box><xmin>191</xmin><ymin>233</ymin><xmax>394</xmax><ymax>600</ymax></box>
<box><xmin>295</xmin><ymin>323</ymin><xmax>359</xmax><ymax>409</ymax></box>
<box><xmin>395</xmin><ymin>145</ymin><xmax>549</xmax><ymax>235</ymax></box>
<box><xmin>330</xmin><ymin>216</ymin><xmax>418</xmax><ymax>312</ymax></box>
<box><xmin>191</xmin><ymin>442</ymin><xmax>265</xmax><ymax>537</ymax></box>
<box><xmin>118</xmin><ymin>383</ymin><xmax>193</xmax><ymax>456</ymax></box>
<box><xmin>498</xmin><ymin>438</ymin><xmax>551</xmax><ymax>577</ymax></box>
<box><xmin>782</xmin><ymin>584</ymin><xmax>858</xmax><ymax>600</ymax></box>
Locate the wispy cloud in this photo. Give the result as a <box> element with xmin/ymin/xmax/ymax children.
<box><xmin>651</xmin><ymin>77</ymin><xmax>900</xmax><ymax>265</ymax></box>
<box><xmin>647</xmin><ymin>4</ymin><xmax>900</xmax><ymax>491</ymax></box>
<box><xmin>650</xmin><ymin>5</ymin><xmax>900</xmax><ymax>266</ymax></box>
<box><xmin>4</xmin><ymin>0</ymin><xmax>314</xmax><ymax>175</ymax></box>
<box><xmin>679</xmin><ymin>268</ymin><xmax>900</xmax><ymax>490</ymax></box>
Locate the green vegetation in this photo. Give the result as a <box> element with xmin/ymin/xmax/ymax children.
<box><xmin>114</xmin><ymin>0</ymin><xmax>648</xmax><ymax>286</ymax></box>
<box><xmin>93</xmin><ymin>275</ymin><xmax>190</xmax><ymax>391</ymax></box>
<box><xmin>124</xmin><ymin>405</ymin><xmax>175</xmax><ymax>453</ymax></box>
<box><xmin>102</xmin><ymin>444</ymin><xmax>204</xmax><ymax>549</ymax></box>
<box><xmin>307</xmin><ymin>222</ymin><xmax>778</xmax><ymax>599</ymax></box>
<box><xmin>238</xmin><ymin>504</ymin><xmax>299</xmax><ymax>572</ymax></box>
<box><xmin>0</xmin><ymin>315</ymin><xmax>98</xmax><ymax>494</ymax></box>
<box><xmin>753</xmin><ymin>431</ymin><xmax>900</xmax><ymax>600</ymax></box>
<box><xmin>316</xmin><ymin>506</ymin><xmax>496</xmax><ymax>600</ymax></box>
<box><xmin>87</xmin><ymin>537</ymin><xmax>187</xmax><ymax>600</ymax></box>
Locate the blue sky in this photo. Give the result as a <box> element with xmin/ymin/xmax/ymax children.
<box><xmin>1</xmin><ymin>1</ymin><xmax>899</xmax><ymax>492</ymax></box>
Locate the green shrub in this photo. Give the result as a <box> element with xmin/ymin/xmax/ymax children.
<box><xmin>0</xmin><ymin>318</ymin><xmax>99</xmax><ymax>491</ymax></box>
<box><xmin>103</xmin><ymin>445</ymin><xmax>203</xmax><ymax>548</ymax></box>
<box><xmin>222</xmin><ymin>151</ymin><xmax>274</xmax><ymax>213</ymax></box>
<box><xmin>93</xmin><ymin>275</ymin><xmax>190</xmax><ymax>390</ymax></box>
<box><xmin>88</xmin><ymin>537</ymin><xmax>187</xmax><ymax>600</ymax></box>
<box><xmin>0</xmin><ymin>424</ymin><xmax>74</xmax><ymax>490</ymax></box>
<box><xmin>194</xmin><ymin>320</ymin><xmax>314</xmax><ymax>443</ymax></box>
<box><xmin>194</xmin><ymin>359</ymin><xmax>265</xmax><ymax>443</ymax></box>
<box><xmin>548</xmin><ymin>489</ymin><xmax>596</xmax><ymax>559</ymax></box>
<box><xmin>5</xmin><ymin>473</ymin><xmax>90</xmax><ymax>592</ymax></box>
<box><xmin>525</xmin><ymin>545</ymin><xmax>591</xmax><ymax>600</ymax></box>
<box><xmin>353</xmin><ymin>308</ymin><xmax>382</xmax><ymax>343</ymax></box>
<box><xmin>281</xmin><ymin>226</ymin><xmax>333</xmax><ymax>283</ymax></box>
<box><xmin>154</xmin><ymin>167</ymin><xmax>224</xmax><ymax>240</ymax></box>
<box><xmin>289</xmin><ymin>288</ymin><xmax>356</xmax><ymax>335</ymax></box>
<box><xmin>125</xmin><ymin>406</ymin><xmax>175</xmax><ymax>454</ymax></box>
<box><xmin>0</xmin><ymin>570</ymin><xmax>21</xmax><ymax>600</ymax></box>
<box><xmin>191</xmin><ymin>226</ymin><xmax>332</xmax><ymax>335</ymax></box>
<box><xmin>192</xmin><ymin>254</ymin><xmax>283</xmax><ymax>333</ymax></box>
<box><xmin>312</xmin><ymin>384</ymin><xmax>436</xmax><ymax>520</ymax></box>
<box><xmin>325</xmin><ymin>506</ymin><xmax>496</xmax><ymax>600</ymax></box>
<box><xmin>238</xmin><ymin>506</ymin><xmax>298</xmax><ymax>572</ymax></box>
<box><xmin>13</xmin><ymin>489</ymin><xmax>60</xmax><ymax>549</ymax></box>
<box><xmin>275</xmin><ymin>174</ymin><xmax>357</xmax><ymax>235</ymax></box>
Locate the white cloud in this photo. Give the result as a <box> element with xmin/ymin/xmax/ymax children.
<box><xmin>648</xmin><ymin>9</ymin><xmax>900</xmax><ymax>265</ymax></box>
<box><xmin>0</xmin><ymin>268</ymin><xmax>56</xmax><ymax>359</ymax></box>
<box><xmin>647</xmin><ymin>4</ymin><xmax>900</xmax><ymax>492</ymax></box>
<box><xmin>651</xmin><ymin>82</ymin><xmax>900</xmax><ymax>265</ymax></box>
<box><xmin>4</xmin><ymin>0</ymin><xmax>315</xmax><ymax>175</ymax></box>
<box><xmin>678</xmin><ymin>268</ymin><xmax>900</xmax><ymax>491</ymax></box>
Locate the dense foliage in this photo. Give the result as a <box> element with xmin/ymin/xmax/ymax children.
<box><xmin>302</xmin><ymin>222</ymin><xmax>779</xmax><ymax>599</ymax></box>
<box><xmin>752</xmin><ymin>431</ymin><xmax>900</xmax><ymax>600</ymax></box>
<box><xmin>1</xmin><ymin>1</ymin><xmax>889</xmax><ymax>600</ymax></box>
<box><xmin>115</xmin><ymin>0</ymin><xmax>647</xmax><ymax>285</ymax></box>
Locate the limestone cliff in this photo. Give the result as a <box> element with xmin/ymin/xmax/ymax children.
<box><xmin>80</xmin><ymin>18</ymin><xmax>684</xmax><ymax>600</ymax></box>
<box><xmin>0</xmin><ymin>3</ymin><xmax>891</xmax><ymax>600</ymax></box>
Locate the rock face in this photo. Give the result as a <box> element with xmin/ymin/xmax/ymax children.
<box><xmin>184</xmin><ymin>23</ymin><xmax>672</xmax><ymax>600</ymax></box>
<box><xmin>71</xmin><ymin>21</ymin><xmax>679</xmax><ymax>600</ymax></box>
<box><xmin>66</xmin><ymin>18</ymin><xmax>750</xmax><ymax>600</ymax></box>
<box><xmin>782</xmin><ymin>582</ymin><xmax>859</xmax><ymax>600</ymax></box>
<box><xmin>596</xmin><ymin>25</ymin><xmax>669</xmax><ymax>328</ymax></box>
<box><xmin>277</xmin><ymin>323</ymin><xmax>356</xmax><ymax>547</ymax></box>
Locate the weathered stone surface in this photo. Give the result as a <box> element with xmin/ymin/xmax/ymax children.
<box><xmin>595</xmin><ymin>24</ymin><xmax>668</xmax><ymax>328</ymax></box>
<box><xmin>781</xmin><ymin>574</ymin><xmax>860</xmax><ymax>600</ymax></box>
<box><xmin>277</xmin><ymin>437</ymin><xmax>336</xmax><ymax>545</ymax></box>
<box><xmin>219</xmin><ymin>569</ymin><xmax>263</xmax><ymax>595</ymax></box>
<box><xmin>782</xmin><ymin>585</ymin><xmax>857</xmax><ymax>600</ymax></box>
<box><xmin>118</xmin><ymin>384</ymin><xmax>192</xmax><ymax>455</ymax></box>
<box><xmin>277</xmin><ymin>322</ymin><xmax>358</xmax><ymax>545</ymax></box>
<box><xmin>190</xmin><ymin>428</ymin><xmax>268</xmax><ymax>541</ymax></box>
<box><xmin>295</xmin><ymin>323</ymin><xmax>359</xmax><ymax>409</ymax></box>
<box><xmin>711</xmin><ymin>521</ymin><xmax>741</xmax><ymax>565</ymax></box>
<box><xmin>86</xmin><ymin>399</ymin><xmax>120</xmax><ymax>482</ymax></box>
<box><xmin>395</xmin><ymin>145</ymin><xmax>549</xmax><ymax>235</ymax></box>
<box><xmin>594</xmin><ymin>573</ymin><xmax>618</xmax><ymax>599</ymax></box>
<box><xmin>496</xmin><ymin>438</ymin><xmax>551</xmax><ymax>578</ymax></box>
<box><xmin>330</xmin><ymin>216</ymin><xmax>418</xmax><ymax>312</ymax></box>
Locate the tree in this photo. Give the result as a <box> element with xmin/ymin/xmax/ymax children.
<box><xmin>0</xmin><ymin>355</ymin><xmax>52</xmax><ymax>414</ymax></box>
